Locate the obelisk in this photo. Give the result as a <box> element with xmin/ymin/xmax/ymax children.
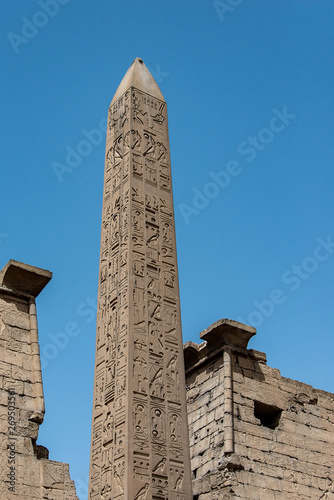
<box><xmin>89</xmin><ymin>58</ymin><xmax>193</xmax><ymax>499</ymax></box>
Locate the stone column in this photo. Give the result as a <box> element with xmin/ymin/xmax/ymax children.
<box><xmin>89</xmin><ymin>58</ymin><xmax>193</xmax><ymax>499</ymax></box>
<box><xmin>223</xmin><ymin>347</ymin><xmax>234</xmax><ymax>454</ymax></box>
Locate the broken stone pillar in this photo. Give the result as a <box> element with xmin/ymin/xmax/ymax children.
<box><xmin>89</xmin><ymin>58</ymin><xmax>193</xmax><ymax>499</ymax></box>
<box><xmin>0</xmin><ymin>259</ymin><xmax>78</xmax><ymax>499</ymax></box>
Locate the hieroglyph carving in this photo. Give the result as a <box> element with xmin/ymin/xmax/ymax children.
<box><xmin>89</xmin><ymin>82</ymin><xmax>192</xmax><ymax>499</ymax></box>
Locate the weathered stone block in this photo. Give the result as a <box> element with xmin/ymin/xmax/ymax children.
<box><xmin>186</xmin><ymin>320</ymin><xmax>334</xmax><ymax>499</ymax></box>
<box><xmin>0</xmin><ymin>261</ymin><xmax>78</xmax><ymax>499</ymax></box>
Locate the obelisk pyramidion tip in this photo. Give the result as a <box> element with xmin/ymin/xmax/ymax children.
<box><xmin>110</xmin><ymin>57</ymin><xmax>165</xmax><ymax>105</ymax></box>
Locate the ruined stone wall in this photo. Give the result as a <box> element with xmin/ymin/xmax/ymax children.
<box><xmin>185</xmin><ymin>320</ymin><xmax>334</xmax><ymax>499</ymax></box>
<box><xmin>0</xmin><ymin>260</ymin><xmax>78</xmax><ymax>500</ymax></box>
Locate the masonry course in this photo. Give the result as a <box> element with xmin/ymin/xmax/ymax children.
<box><xmin>0</xmin><ymin>260</ymin><xmax>78</xmax><ymax>499</ymax></box>
<box><xmin>185</xmin><ymin>319</ymin><xmax>334</xmax><ymax>499</ymax></box>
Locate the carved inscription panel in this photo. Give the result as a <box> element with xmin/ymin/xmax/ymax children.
<box><xmin>89</xmin><ymin>84</ymin><xmax>192</xmax><ymax>499</ymax></box>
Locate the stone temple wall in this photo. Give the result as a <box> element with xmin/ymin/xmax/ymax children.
<box><xmin>2</xmin><ymin>257</ymin><xmax>334</xmax><ymax>499</ymax></box>
<box><xmin>184</xmin><ymin>319</ymin><xmax>334</xmax><ymax>499</ymax></box>
<box><xmin>0</xmin><ymin>260</ymin><xmax>78</xmax><ymax>500</ymax></box>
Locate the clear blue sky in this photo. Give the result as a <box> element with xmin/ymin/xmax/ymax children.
<box><xmin>1</xmin><ymin>1</ymin><xmax>334</xmax><ymax>498</ymax></box>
